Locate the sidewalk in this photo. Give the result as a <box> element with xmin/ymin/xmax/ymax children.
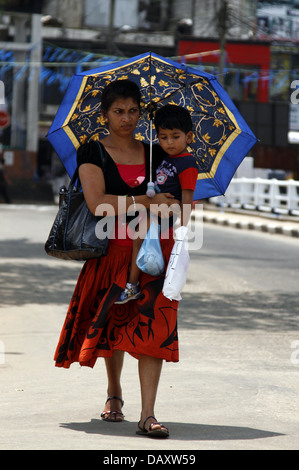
<box><xmin>199</xmin><ymin>203</ymin><xmax>299</xmax><ymax>238</ymax></box>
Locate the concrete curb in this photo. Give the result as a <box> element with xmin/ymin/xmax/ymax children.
<box><xmin>201</xmin><ymin>212</ymin><xmax>299</xmax><ymax>238</ymax></box>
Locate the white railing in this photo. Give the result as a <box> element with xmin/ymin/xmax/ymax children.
<box><xmin>211</xmin><ymin>178</ymin><xmax>299</xmax><ymax>216</ymax></box>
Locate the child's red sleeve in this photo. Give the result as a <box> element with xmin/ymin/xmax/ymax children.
<box><xmin>178</xmin><ymin>167</ymin><xmax>198</xmax><ymax>192</ymax></box>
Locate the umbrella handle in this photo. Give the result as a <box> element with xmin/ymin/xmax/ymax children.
<box><xmin>146</xmin><ymin>117</ymin><xmax>155</xmax><ymax>198</ymax></box>
<box><xmin>146</xmin><ymin>182</ymin><xmax>155</xmax><ymax>198</ymax></box>
<box><xmin>149</xmin><ymin>117</ymin><xmax>153</xmax><ymax>183</ymax></box>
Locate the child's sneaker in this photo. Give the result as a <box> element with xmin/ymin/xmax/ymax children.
<box><xmin>115</xmin><ymin>282</ymin><xmax>142</xmax><ymax>304</ymax></box>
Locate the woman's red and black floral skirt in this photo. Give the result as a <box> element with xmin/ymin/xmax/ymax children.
<box><xmin>54</xmin><ymin>239</ymin><xmax>179</xmax><ymax>368</ymax></box>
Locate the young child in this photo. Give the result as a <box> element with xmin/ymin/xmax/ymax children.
<box><xmin>115</xmin><ymin>104</ymin><xmax>199</xmax><ymax>304</ymax></box>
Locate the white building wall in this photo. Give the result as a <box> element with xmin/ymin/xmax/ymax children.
<box><xmin>84</xmin><ymin>0</ymin><xmax>139</xmax><ymax>29</ymax></box>
<box><xmin>43</xmin><ymin>0</ymin><xmax>84</xmax><ymax>28</ymax></box>
<box><xmin>172</xmin><ymin>0</ymin><xmax>255</xmax><ymax>39</ymax></box>
<box><xmin>42</xmin><ymin>0</ymin><xmax>256</xmax><ymax>38</ymax></box>
<box><xmin>172</xmin><ymin>0</ymin><xmax>193</xmax><ymax>20</ymax></box>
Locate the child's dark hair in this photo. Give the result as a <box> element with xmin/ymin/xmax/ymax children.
<box><xmin>154</xmin><ymin>104</ymin><xmax>193</xmax><ymax>134</ymax></box>
<box><xmin>101</xmin><ymin>79</ymin><xmax>141</xmax><ymax>112</ymax></box>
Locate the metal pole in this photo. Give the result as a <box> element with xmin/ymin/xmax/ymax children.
<box><xmin>26</xmin><ymin>14</ymin><xmax>42</xmax><ymax>152</ymax></box>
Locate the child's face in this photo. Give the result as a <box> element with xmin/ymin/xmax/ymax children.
<box><xmin>157</xmin><ymin>127</ymin><xmax>193</xmax><ymax>156</ymax></box>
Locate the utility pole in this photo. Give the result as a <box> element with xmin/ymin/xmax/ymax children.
<box><xmin>10</xmin><ymin>14</ymin><xmax>27</xmax><ymax>149</ymax></box>
<box><xmin>218</xmin><ymin>0</ymin><xmax>229</xmax><ymax>86</ymax></box>
<box><xmin>9</xmin><ymin>13</ymin><xmax>41</xmax><ymax>152</ymax></box>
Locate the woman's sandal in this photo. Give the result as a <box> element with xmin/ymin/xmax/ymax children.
<box><xmin>136</xmin><ymin>415</ymin><xmax>169</xmax><ymax>438</ymax></box>
<box><xmin>100</xmin><ymin>396</ymin><xmax>125</xmax><ymax>422</ymax></box>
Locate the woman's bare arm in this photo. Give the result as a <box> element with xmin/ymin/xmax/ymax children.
<box><xmin>78</xmin><ymin>163</ymin><xmax>179</xmax><ymax>217</ymax></box>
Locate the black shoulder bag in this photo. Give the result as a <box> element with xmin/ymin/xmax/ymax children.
<box><xmin>44</xmin><ymin>142</ymin><xmax>112</xmax><ymax>261</ymax></box>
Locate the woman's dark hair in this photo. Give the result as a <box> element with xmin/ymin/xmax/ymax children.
<box><xmin>154</xmin><ymin>104</ymin><xmax>193</xmax><ymax>134</ymax></box>
<box><xmin>101</xmin><ymin>79</ymin><xmax>141</xmax><ymax>112</ymax></box>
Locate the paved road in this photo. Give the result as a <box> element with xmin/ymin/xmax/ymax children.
<box><xmin>0</xmin><ymin>204</ymin><xmax>299</xmax><ymax>451</ymax></box>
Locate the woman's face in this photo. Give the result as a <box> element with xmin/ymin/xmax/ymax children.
<box><xmin>103</xmin><ymin>97</ymin><xmax>140</xmax><ymax>137</ymax></box>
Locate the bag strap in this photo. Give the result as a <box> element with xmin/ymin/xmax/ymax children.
<box><xmin>95</xmin><ymin>141</ymin><xmax>107</xmax><ymax>172</ymax></box>
<box><xmin>70</xmin><ymin>140</ymin><xmax>107</xmax><ymax>190</ymax></box>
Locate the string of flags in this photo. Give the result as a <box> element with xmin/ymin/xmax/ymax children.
<box><xmin>0</xmin><ymin>43</ymin><xmax>296</xmax><ymax>97</ymax></box>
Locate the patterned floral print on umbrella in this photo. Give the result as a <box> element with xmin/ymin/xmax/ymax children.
<box><xmin>47</xmin><ymin>52</ymin><xmax>257</xmax><ymax>200</ymax></box>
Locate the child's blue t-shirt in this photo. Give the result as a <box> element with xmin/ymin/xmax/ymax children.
<box><xmin>156</xmin><ymin>152</ymin><xmax>199</xmax><ymax>201</ymax></box>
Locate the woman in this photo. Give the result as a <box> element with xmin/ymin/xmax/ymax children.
<box><xmin>54</xmin><ymin>79</ymin><xmax>179</xmax><ymax>438</ymax></box>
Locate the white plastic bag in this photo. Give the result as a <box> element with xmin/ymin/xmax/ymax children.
<box><xmin>162</xmin><ymin>226</ymin><xmax>190</xmax><ymax>301</ymax></box>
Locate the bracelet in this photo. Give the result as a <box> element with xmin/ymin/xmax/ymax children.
<box><xmin>131</xmin><ymin>195</ymin><xmax>136</xmax><ymax>213</ymax></box>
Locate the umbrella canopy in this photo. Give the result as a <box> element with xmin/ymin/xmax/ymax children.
<box><xmin>47</xmin><ymin>51</ymin><xmax>257</xmax><ymax>200</ymax></box>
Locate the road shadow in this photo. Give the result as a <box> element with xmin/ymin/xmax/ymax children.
<box><xmin>0</xmin><ymin>237</ymin><xmax>61</xmax><ymax>259</ymax></box>
<box><xmin>1</xmin><ymin>238</ymin><xmax>298</xmax><ymax>333</ymax></box>
<box><xmin>179</xmin><ymin>291</ymin><xmax>299</xmax><ymax>332</ymax></box>
<box><xmin>0</xmin><ymin>238</ymin><xmax>82</xmax><ymax>305</ymax></box>
<box><xmin>60</xmin><ymin>419</ymin><xmax>283</xmax><ymax>442</ymax></box>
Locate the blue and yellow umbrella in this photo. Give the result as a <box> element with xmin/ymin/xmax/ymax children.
<box><xmin>47</xmin><ymin>51</ymin><xmax>257</xmax><ymax>200</ymax></box>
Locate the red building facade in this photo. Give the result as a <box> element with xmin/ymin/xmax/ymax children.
<box><xmin>178</xmin><ymin>37</ymin><xmax>271</xmax><ymax>103</ymax></box>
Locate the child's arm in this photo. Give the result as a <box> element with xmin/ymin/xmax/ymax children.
<box><xmin>180</xmin><ymin>189</ymin><xmax>194</xmax><ymax>226</ymax></box>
